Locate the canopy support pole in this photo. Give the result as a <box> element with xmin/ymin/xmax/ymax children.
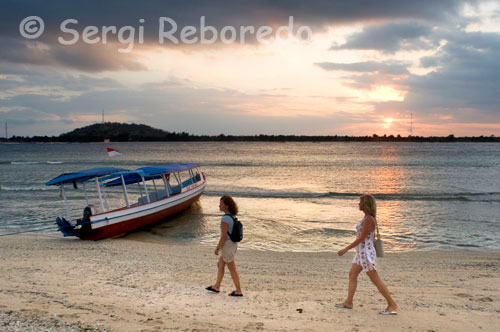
<box><xmin>96</xmin><ymin>177</ymin><xmax>105</xmax><ymax>213</ymax></box>
<box><xmin>61</xmin><ymin>183</ymin><xmax>74</xmax><ymax>225</ymax></box>
<box><xmin>101</xmin><ymin>183</ymin><xmax>109</xmax><ymax>211</ymax></box>
<box><xmin>121</xmin><ymin>174</ymin><xmax>129</xmax><ymax>208</ymax></box>
<box><xmin>152</xmin><ymin>179</ymin><xmax>158</xmax><ymax>201</ymax></box>
<box><xmin>141</xmin><ymin>176</ymin><xmax>150</xmax><ymax>203</ymax></box>
<box><xmin>162</xmin><ymin>174</ymin><xmax>170</xmax><ymax>197</ymax></box>
<box><xmin>82</xmin><ymin>182</ymin><xmax>89</xmax><ymax>206</ymax></box>
<box><xmin>173</xmin><ymin>172</ymin><xmax>181</xmax><ymax>187</ymax></box>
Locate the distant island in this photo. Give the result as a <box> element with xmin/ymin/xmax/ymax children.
<box><xmin>1</xmin><ymin>122</ymin><xmax>499</xmax><ymax>142</ymax></box>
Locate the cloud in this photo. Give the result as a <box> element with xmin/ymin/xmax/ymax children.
<box><xmin>315</xmin><ymin>61</ymin><xmax>411</xmax><ymax>92</ymax></box>
<box><xmin>0</xmin><ymin>0</ymin><xmax>467</xmax><ymax>37</ymax></box>
<box><xmin>401</xmin><ymin>31</ymin><xmax>500</xmax><ymax>117</ymax></box>
<box><xmin>314</xmin><ymin>12</ymin><xmax>500</xmax><ymax>133</ymax></box>
<box><xmin>0</xmin><ymin>65</ymin><xmax>123</xmax><ymax>101</ymax></box>
<box><xmin>0</xmin><ymin>0</ymin><xmax>470</xmax><ymax>72</ymax></box>
<box><xmin>331</xmin><ymin>21</ymin><xmax>436</xmax><ymax>53</ymax></box>
<box><xmin>0</xmin><ymin>37</ymin><xmax>147</xmax><ymax>72</ymax></box>
<box><xmin>315</xmin><ymin>61</ymin><xmax>410</xmax><ymax>75</ymax></box>
<box><xmin>360</xmin><ymin>27</ymin><xmax>500</xmax><ymax>134</ymax></box>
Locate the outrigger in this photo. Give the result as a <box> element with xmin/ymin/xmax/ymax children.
<box><xmin>45</xmin><ymin>163</ymin><xmax>206</xmax><ymax>240</ymax></box>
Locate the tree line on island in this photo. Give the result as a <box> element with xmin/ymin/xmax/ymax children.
<box><xmin>2</xmin><ymin>122</ymin><xmax>499</xmax><ymax>142</ymax></box>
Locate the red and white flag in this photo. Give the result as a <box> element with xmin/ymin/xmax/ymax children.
<box><xmin>106</xmin><ymin>147</ymin><xmax>121</xmax><ymax>157</ymax></box>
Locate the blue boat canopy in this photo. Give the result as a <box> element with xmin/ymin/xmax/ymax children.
<box><xmin>45</xmin><ymin>167</ymin><xmax>129</xmax><ymax>186</ymax></box>
<box><xmin>104</xmin><ymin>163</ymin><xmax>200</xmax><ymax>187</ymax></box>
<box><xmin>46</xmin><ymin>163</ymin><xmax>200</xmax><ymax>187</ymax></box>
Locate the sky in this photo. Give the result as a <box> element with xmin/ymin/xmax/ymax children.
<box><xmin>1</xmin><ymin>0</ymin><xmax>499</xmax><ymax>137</ymax></box>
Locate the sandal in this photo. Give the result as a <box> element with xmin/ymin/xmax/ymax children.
<box><xmin>205</xmin><ymin>286</ymin><xmax>220</xmax><ymax>293</ymax></box>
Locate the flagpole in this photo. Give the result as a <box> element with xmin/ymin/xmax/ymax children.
<box><xmin>106</xmin><ymin>146</ymin><xmax>124</xmax><ymax>206</ymax></box>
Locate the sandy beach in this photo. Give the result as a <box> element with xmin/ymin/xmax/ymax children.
<box><xmin>1</xmin><ymin>235</ymin><xmax>499</xmax><ymax>332</ymax></box>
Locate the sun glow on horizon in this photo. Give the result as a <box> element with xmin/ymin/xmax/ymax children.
<box><xmin>383</xmin><ymin>117</ymin><xmax>395</xmax><ymax>129</ymax></box>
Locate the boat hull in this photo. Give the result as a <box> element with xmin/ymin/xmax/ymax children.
<box><xmin>76</xmin><ymin>191</ymin><xmax>203</xmax><ymax>240</ymax></box>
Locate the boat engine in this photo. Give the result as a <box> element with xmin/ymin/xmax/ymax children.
<box><xmin>55</xmin><ymin>217</ymin><xmax>76</xmax><ymax>237</ymax></box>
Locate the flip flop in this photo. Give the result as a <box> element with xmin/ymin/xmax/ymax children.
<box><xmin>228</xmin><ymin>291</ymin><xmax>243</xmax><ymax>297</ymax></box>
<box><xmin>205</xmin><ymin>286</ymin><xmax>220</xmax><ymax>293</ymax></box>
<box><xmin>379</xmin><ymin>310</ymin><xmax>397</xmax><ymax>315</ymax></box>
<box><xmin>335</xmin><ymin>303</ymin><xmax>352</xmax><ymax>309</ymax></box>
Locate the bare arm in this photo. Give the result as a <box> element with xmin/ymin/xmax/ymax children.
<box><xmin>337</xmin><ymin>216</ymin><xmax>375</xmax><ymax>256</ymax></box>
<box><xmin>214</xmin><ymin>222</ymin><xmax>228</xmax><ymax>255</ymax></box>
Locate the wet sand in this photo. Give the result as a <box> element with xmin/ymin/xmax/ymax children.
<box><xmin>1</xmin><ymin>235</ymin><xmax>499</xmax><ymax>332</ymax></box>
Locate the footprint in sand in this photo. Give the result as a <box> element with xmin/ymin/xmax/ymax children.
<box><xmin>475</xmin><ymin>296</ymin><xmax>493</xmax><ymax>302</ymax></box>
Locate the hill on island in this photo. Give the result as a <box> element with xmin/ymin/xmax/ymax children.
<box><xmin>58</xmin><ymin>122</ymin><xmax>192</xmax><ymax>142</ymax></box>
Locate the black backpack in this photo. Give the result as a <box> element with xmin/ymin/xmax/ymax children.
<box><xmin>226</xmin><ymin>214</ymin><xmax>243</xmax><ymax>242</ymax></box>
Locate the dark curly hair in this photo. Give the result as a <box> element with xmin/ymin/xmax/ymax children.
<box><xmin>220</xmin><ymin>195</ymin><xmax>238</xmax><ymax>216</ymax></box>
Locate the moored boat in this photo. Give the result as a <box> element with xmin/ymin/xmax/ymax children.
<box><xmin>45</xmin><ymin>163</ymin><xmax>206</xmax><ymax>240</ymax></box>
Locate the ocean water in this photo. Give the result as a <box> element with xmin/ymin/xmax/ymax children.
<box><xmin>0</xmin><ymin>142</ymin><xmax>499</xmax><ymax>252</ymax></box>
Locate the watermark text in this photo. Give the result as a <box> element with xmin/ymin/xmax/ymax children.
<box><xmin>20</xmin><ymin>16</ymin><xmax>313</xmax><ymax>53</ymax></box>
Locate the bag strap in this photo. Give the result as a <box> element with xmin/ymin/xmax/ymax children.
<box><xmin>375</xmin><ymin>218</ymin><xmax>381</xmax><ymax>240</ymax></box>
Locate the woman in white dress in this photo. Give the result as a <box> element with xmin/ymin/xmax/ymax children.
<box><xmin>337</xmin><ymin>194</ymin><xmax>398</xmax><ymax>314</ymax></box>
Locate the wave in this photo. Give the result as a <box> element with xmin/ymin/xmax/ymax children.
<box><xmin>204</xmin><ymin>190</ymin><xmax>500</xmax><ymax>203</ymax></box>
<box><xmin>369</xmin><ymin>192</ymin><xmax>500</xmax><ymax>202</ymax></box>
<box><xmin>297</xmin><ymin>228</ymin><xmax>356</xmax><ymax>236</ymax></box>
<box><xmin>11</xmin><ymin>161</ymin><xmax>40</xmax><ymax>165</ymax></box>
<box><xmin>5</xmin><ymin>161</ymin><xmax>64</xmax><ymax>165</ymax></box>
<box><xmin>202</xmin><ymin>162</ymin><xmax>256</xmax><ymax>167</ymax></box>
<box><xmin>0</xmin><ymin>185</ymin><xmax>57</xmax><ymax>191</ymax></box>
<box><xmin>197</xmin><ymin>161</ymin><xmax>497</xmax><ymax>169</ymax></box>
<box><xmin>204</xmin><ymin>190</ymin><xmax>329</xmax><ymax>199</ymax></box>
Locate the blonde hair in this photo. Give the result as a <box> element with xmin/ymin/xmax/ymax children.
<box><xmin>360</xmin><ymin>194</ymin><xmax>377</xmax><ymax>217</ymax></box>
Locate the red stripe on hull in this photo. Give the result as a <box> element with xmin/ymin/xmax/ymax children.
<box><xmin>77</xmin><ymin>193</ymin><xmax>202</xmax><ymax>240</ymax></box>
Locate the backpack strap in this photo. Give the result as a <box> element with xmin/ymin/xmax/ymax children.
<box><xmin>224</xmin><ymin>213</ymin><xmax>236</xmax><ymax>235</ymax></box>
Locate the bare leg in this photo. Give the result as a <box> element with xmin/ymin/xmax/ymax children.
<box><xmin>366</xmin><ymin>270</ymin><xmax>398</xmax><ymax>311</ymax></box>
<box><xmin>342</xmin><ymin>264</ymin><xmax>363</xmax><ymax>308</ymax></box>
<box><xmin>212</xmin><ymin>257</ymin><xmax>225</xmax><ymax>291</ymax></box>
<box><xmin>226</xmin><ymin>260</ymin><xmax>242</xmax><ymax>295</ymax></box>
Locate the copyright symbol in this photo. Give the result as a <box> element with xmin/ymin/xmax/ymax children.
<box><xmin>19</xmin><ymin>16</ymin><xmax>45</xmax><ymax>39</ymax></box>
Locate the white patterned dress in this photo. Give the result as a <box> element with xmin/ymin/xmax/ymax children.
<box><xmin>352</xmin><ymin>219</ymin><xmax>377</xmax><ymax>272</ymax></box>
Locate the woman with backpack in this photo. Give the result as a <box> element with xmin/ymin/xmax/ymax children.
<box><xmin>206</xmin><ymin>195</ymin><xmax>243</xmax><ymax>297</ymax></box>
